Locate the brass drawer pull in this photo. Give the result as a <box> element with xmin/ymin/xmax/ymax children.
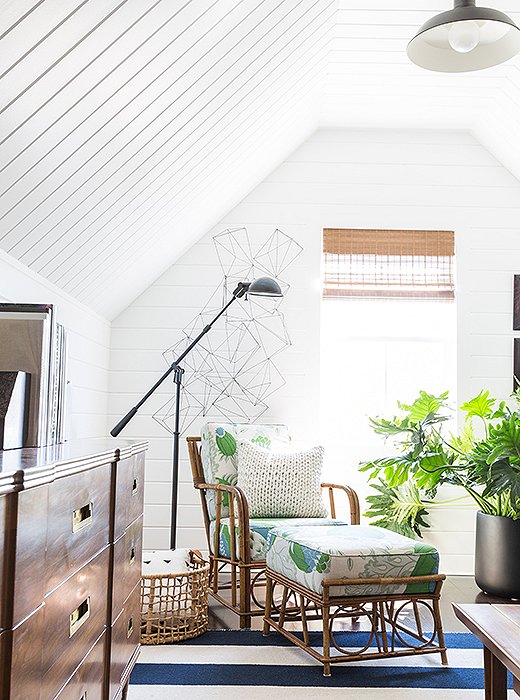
<box><xmin>127</xmin><ymin>616</ymin><xmax>133</xmax><ymax>638</ymax></box>
<box><xmin>130</xmin><ymin>546</ymin><xmax>136</xmax><ymax>565</ymax></box>
<box><xmin>72</xmin><ymin>503</ymin><xmax>93</xmax><ymax>533</ymax></box>
<box><xmin>69</xmin><ymin>597</ymin><xmax>90</xmax><ymax>637</ymax></box>
<box><xmin>132</xmin><ymin>478</ymin><xmax>138</xmax><ymax>495</ymax></box>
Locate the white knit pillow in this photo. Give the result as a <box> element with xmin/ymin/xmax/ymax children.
<box><xmin>236</xmin><ymin>441</ymin><xmax>328</xmax><ymax>518</ymax></box>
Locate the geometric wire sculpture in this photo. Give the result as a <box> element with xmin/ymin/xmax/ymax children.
<box><xmin>153</xmin><ymin>227</ymin><xmax>303</xmax><ymax>434</ymax></box>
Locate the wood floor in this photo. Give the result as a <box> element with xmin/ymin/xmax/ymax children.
<box><xmin>208</xmin><ymin>575</ymin><xmax>508</xmax><ymax>633</ymax></box>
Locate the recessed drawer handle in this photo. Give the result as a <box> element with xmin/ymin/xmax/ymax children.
<box><xmin>69</xmin><ymin>597</ymin><xmax>90</xmax><ymax>638</ymax></box>
<box><xmin>127</xmin><ymin>616</ymin><xmax>134</xmax><ymax>638</ymax></box>
<box><xmin>130</xmin><ymin>546</ymin><xmax>136</xmax><ymax>565</ymax></box>
<box><xmin>132</xmin><ymin>478</ymin><xmax>138</xmax><ymax>495</ymax></box>
<box><xmin>72</xmin><ymin>502</ymin><xmax>93</xmax><ymax>533</ymax></box>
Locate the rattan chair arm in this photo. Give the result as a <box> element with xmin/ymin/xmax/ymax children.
<box><xmin>195</xmin><ymin>482</ymin><xmax>252</xmax><ymax>563</ymax></box>
<box><xmin>195</xmin><ymin>482</ymin><xmax>248</xmax><ymax>507</ymax></box>
<box><xmin>320</xmin><ymin>482</ymin><xmax>361</xmax><ymax>524</ymax></box>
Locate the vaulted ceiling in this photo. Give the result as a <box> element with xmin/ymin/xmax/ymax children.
<box><xmin>1</xmin><ymin>0</ymin><xmax>520</xmax><ymax>319</ymax></box>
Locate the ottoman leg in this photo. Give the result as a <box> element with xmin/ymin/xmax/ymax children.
<box><xmin>433</xmin><ymin>597</ymin><xmax>448</xmax><ymax>665</ymax></box>
<box><xmin>299</xmin><ymin>594</ymin><xmax>310</xmax><ymax>647</ymax></box>
<box><xmin>279</xmin><ymin>586</ymin><xmax>289</xmax><ymax>628</ymax></box>
<box><xmin>322</xmin><ymin>601</ymin><xmax>331</xmax><ymax>677</ymax></box>
<box><xmin>263</xmin><ymin>573</ymin><xmax>273</xmax><ymax>637</ymax></box>
<box><xmin>412</xmin><ymin>601</ymin><xmax>423</xmax><ymax>637</ymax></box>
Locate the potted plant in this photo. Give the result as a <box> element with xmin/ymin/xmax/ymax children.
<box><xmin>360</xmin><ymin>390</ymin><xmax>520</xmax><ymax>598</ymax></box>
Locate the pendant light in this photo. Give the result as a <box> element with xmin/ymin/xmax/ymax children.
<box><xmin>407</xmin><ymin>0</ymin><xmax>520</xmax><ymax>72</ymax></box>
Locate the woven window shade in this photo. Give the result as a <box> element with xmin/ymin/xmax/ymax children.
<box><xmin>323</xmin><ymin>229</ymin><xmax>455</xmax><ymax>301</ymax></box>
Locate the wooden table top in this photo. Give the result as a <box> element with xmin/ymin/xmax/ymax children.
<box><xmin>453</xmin><ymin>603</ymin><xmax>520</xmax><ymax>681</ymax></box>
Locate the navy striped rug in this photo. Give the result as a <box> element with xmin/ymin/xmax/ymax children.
<box><xmin>128</xmin><ymin>630</ymin><xmax>515</xmax><ymax>699</ymax></box>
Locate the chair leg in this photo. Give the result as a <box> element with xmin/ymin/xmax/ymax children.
<box><xmin>263</xmin><ymin>573</ymin><xmax>273</xmax><ymax>636</ymax></box>
<box><xmin>239</xmin><ymin>564</ymin><xmax>251</xmax><ymax>629</ymax></box>
<box><xmin>211</xmin><ymin>554</ymin><xmax>219</xmax><ymax>594</ymax></box>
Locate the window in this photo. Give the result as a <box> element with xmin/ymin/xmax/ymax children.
<box><xmin>320</xmin><ymin>229</ymin><xmax>456</xmax><ymax>493</ymax></box>
<box><xmin>323</xmin><ymin>229</ymin><xmax>455</xmax><ymax>300</ymax></box>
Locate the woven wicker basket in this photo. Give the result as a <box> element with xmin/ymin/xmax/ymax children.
<box><xmin>140</xmin><ymin>550</ymin><xmax>210</xmax><ymax>644</ymax></box>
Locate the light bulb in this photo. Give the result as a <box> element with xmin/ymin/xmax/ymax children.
<box><xmin>448</xmin><ymin>20</ymin><xmax>480</xmax><ymax>53</ymax></box>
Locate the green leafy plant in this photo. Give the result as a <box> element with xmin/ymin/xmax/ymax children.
<box><xmin>364</xmin><ymin>480</ymin><xmax>431</xmax><ymax>538</ymax></box>
<box><xmin>360</xmin><ymin>389</ymin><xmax>520</xmax><ymax>537</ymax></box>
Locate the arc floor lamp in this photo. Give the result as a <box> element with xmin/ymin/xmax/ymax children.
<box><xmin>110</xmin><ymin>276</ymin><xmax>283</xmax><ymax>549</ymax></box>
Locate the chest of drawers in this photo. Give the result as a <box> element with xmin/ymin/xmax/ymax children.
<box><xmin>0</xmin><ymin>439</ymin><xmax>147</xmax><ymax>700</ymax></box>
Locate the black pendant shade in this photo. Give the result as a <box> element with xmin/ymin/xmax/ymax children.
<box><xmin>407</xmin><ymin>0</ymin><xmax>520</xmax><ymax>72</ymax></box>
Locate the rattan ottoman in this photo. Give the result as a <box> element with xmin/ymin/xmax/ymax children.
<box><xmin>263</xmin><ymin>524</ymin><xmax>447</xmax><ymax>676</ymax></box>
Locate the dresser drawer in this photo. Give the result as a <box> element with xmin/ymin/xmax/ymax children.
<box><xmin>13</xmin><ymin>485</ymin><xmax>48</xmax><ymax>626</ymax></box>
<box><xmin>9</xmin><ymin>604</ymin><xmax>45</xmax><ymax>700</ymax></box>
<box><xmin>114</xmin><ymin>453</ymin><xmax>144</xmax><ymax>539</ymax></box>
<box><xmin>0</xmin><ymin>629</ymin><xmax>7</xmax><ymax>699</ymax></box>
<box><xmin>112</xmin><ymin>515</ymin><xmax>143</xmax><ymax>623</ymax></box>
<box><xmin>109</xmin><ymin>582</ymin><xmax>141</xmax><ymax>699</ymax></box>
<box><xmin>54</xmin><ymin>630</ymin><xmax>106</xmax><ymax>700</ymax></box>
<box><xmin>45</xmin><ymin>463</ymin><xmax>112</xmax><ymax>594</ymax></box>
<box><xmin>42</xmin><ymin>547</ymin><xmax>110</xmax><ymax>700</ymax></box>
<box><xmin>0</xmin><ymin>494</ymin><xmax>5</xmax><ymax>630</ymax></box>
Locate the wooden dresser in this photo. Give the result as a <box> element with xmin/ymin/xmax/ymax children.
<box><xmin>0</xmin><ymin>439</ymin><xmax>147</xmax><ymax>700</ymax></box>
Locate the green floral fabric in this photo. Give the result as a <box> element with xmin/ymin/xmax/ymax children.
<box><xmin>210</xmin><ymin>517</ymin><xmax>348</xmax><ymax>561</ymax></box>
<box><xmin>266</xmin><ymin>524</ymin><xmax>439</xmax><ymax>596</ymax></box>
<box><xmin>200</xmin><ymin>422</ymin><xmax>290</xmax><ymax>519</ymax></box>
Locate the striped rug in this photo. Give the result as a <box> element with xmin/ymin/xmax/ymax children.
<box><xmin>128</xmin><ymin>630</ymin><xmax>515</xmax><ymax>699</ymax></box>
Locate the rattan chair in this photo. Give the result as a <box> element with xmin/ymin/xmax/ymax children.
<box><xmin>187</xmin><ymin>434</ymin><xmax>360</xmax><ymax>629</ymax></box>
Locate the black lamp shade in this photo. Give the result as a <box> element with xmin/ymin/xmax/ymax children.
<box><xmin>407</xmin><ymin>1</ymin><xmax>520</xmax><ymax>72</ymax></box>
<box><xmin>247</xmin><ymin>277</ymin><xmax>283</xmax><ymax>297</ymax></box>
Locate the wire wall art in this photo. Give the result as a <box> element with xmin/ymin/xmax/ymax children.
<box><xmin>153</xmin><ymin>227</ymin><xmax>303</xmax><ymax>434</ymax></box>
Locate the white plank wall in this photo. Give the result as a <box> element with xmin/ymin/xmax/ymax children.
<box><xmin>0</xmin><ymin>249</ymin><xmax>110</xmax><ymax>439</ymax></box>
<box><xmin>109</xmin><ymin>128</ymin><xmax>520</xmax><ymax>574</ymax></box>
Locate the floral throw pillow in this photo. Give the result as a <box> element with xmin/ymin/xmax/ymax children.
<box><xmin>200</xmin><ymin>422</ymin><xmax>290</xmax><ymax>519</ymax></box>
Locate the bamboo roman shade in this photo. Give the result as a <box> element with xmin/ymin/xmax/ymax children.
<box><xmin>323</xmin><ymin>229</ymin><xmax>455</xmax><ymax>301</ymax></box>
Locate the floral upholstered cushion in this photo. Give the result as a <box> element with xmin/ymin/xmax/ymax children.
<box><xmin>266</xmin><ymin>524</ymin><xmax>439</xmax><ymax>596</ymax></box>
<box><xmin>210</xmin><ymin>517</ymin><xmax>348</xmax><ymax>561</ymax></box>
<box><xmin>236</xmin><ymin>441</ymin><xmax>328</xmax><ymax>518</ymax></box>
<box><xmin>200</xmin><ymin>423</ymin><xmax>290</xmax><ymax>520</ymax></box>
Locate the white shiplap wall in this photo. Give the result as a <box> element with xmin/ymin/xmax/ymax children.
<box><xmin>0</xmin><ymin>249</ymin><xmax>110</xmax><ymax>439</ymax></box>
<box><xmin>109</xmin><ymin>128</ymin><xmax>520</xmax><ymax>573</ymax></box>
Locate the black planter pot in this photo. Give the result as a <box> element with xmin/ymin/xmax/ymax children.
<box><xmin>475</xmin><ymin>511</ymin><xmax>520</xmax><ymax>599</ymax></box>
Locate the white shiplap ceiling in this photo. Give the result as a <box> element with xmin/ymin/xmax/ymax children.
<box><xmin>1</xmin><ymin>0</ymin><xmax>520</xmax><ymax>319</ymax></box>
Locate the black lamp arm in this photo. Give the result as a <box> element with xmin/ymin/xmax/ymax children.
<box><xmin>110</xmin><ymin>406</ymin><xmax>138</xmax><ymax>437</ymax></box>
<box><xmin>110</xmin><ymin>290</ymin><xmax>241</xmax><ymax>437</ymax></box>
